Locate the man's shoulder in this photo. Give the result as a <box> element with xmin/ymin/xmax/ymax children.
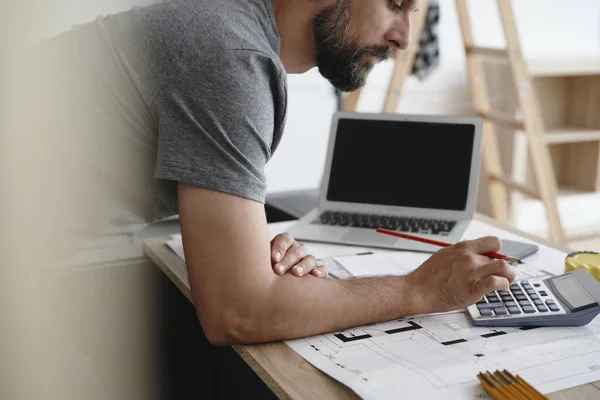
<box><xmin>141</xmin><ymin>0</ymin><xmax>280</xmax><ymax>57</ymax></box>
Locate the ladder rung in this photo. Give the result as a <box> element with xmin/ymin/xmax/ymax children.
<box><xmin>489</xmin><ymin>174</ymin><xmax>541</xmax><ymax>199</ymax></box>
<box><xmin>466</xmin><ymin>46</ymin><xmax>508</xmax><ymax>58</ymax></box>
<box><xmin>544</xmin><ymin>128</ymin><xmax>600</xmax><ymax>144</ymax></box>
<box><xmin>476</xmin><ymin>110</ymin><xmax>525</xmax><ymax>130</ymax></box>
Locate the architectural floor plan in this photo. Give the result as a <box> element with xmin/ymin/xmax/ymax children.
<box><xmin>286</xmin><ymin>220</ymin><xmax>600</xmax><ymax>399</ymax></box>
<box><xmin>286</xmin><ymin>310</ymin><xmax>600</xmax><ymax>399</ymax></box>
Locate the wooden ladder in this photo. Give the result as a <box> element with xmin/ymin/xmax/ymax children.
<box><xmin>342</xmin><ymin>0</ymin><xmax>567</xmax><ymax>244</ymax></box>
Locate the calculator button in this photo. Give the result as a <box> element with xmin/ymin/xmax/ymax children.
<box><xmin>478</xmin><ymin>302</ymin><xmax>501</xmax><ymax>309</ymax></box>
<box><xmin>510</xmin><ymin>284</ymin><xmax>520</xmax><ymax>290</ymax></box>
<box><xmin>493</xmin><ymin>307</ymin><xmax>508</xmax><ymax>315</ymax></box>
<box><xmin>505</xmin><ymin>301</ymin><xmax>518</xmax><ymax>307</ymax></box>
<box><xmin>519</xmin><ymin>300</ymin><xmax>532</xmax><ymax>307</ymax></box>
<box><xmin>501</xmin><ymin>295</ymin><xmax>514</xmax><ymax>302</ymax></box>
<box><xmin>522</xmin><ymin>305</ymin><xmax>536</xmax><ymax>313</ymax></box>
<box><xmin>537</xmin><ymin>305</ymin><xmax>548</xmax><ymax>312</ymax></box>
<box><xmin>539</xmin><ymin>291</ymin><xmax>548</xmax><ymax>296</ymax></box>
<box><xmin>548</xmin><ymin>304</ymin><xmax>560</xmax><ymax>312</ymax></box>
<box><xmin>476</xmin><ymin>298</ymin><xmax>487</xmax><ymax>304</ymax></box>
<box><xmin>515</xmin><ymin>295</ymin><xmax>527</xmax><ymax>301</ymax></box>
<box><xmin>533</xmin><ymin>299</ymin><xmax>544</xmax><ymax>306</ymax></box>
<box><xmin>534</xmin><ymin>283</ymin><xmax>541</xmax><ymax>287</ymax></box>
<box><xmin>529</xmin><ymin>294</ymin><xmax>540</xmax><ymax>300</ymax></box>
<box><xmin>498</xmin><ymin>290</ymin><xmax>510</xmax><ymax>296</ymax></box>
<box><xmin>480</xmin><ymin>309</ymin><xmax>493</xmax><ymax>317</ymax></box>
<box><xmin>512</xmin><ymin>290</ymin><xmax>524</xmax><ymax>296</ymax></box>
<box><xmin>520</xmin><ymin>280</ymin><xmax>529</xmax><ymax>285</ymax></box>
<box><xmin>545</xmin><ymin>299</ymin><xmax>555</xmax><ymax>305</ymax></box>
<box><xmin>526</xmin><ymin>289</ymin><xmax>536</xmax><ymax>295</ymax></box>
<box><xmin>507</xmin><ymin>306</ymin><xmax>521</xmax><ymax>314</ymax></box>
<box><xmin>486</xmin><ymin>296</ymin><xmax>499</xmax><ymax>303</ymax></box>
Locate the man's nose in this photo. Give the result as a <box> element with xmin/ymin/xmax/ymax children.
<box><xmin>385</xmin><ymin>18</ymin><xmax>412</xmax><ymax>50</ymax></box>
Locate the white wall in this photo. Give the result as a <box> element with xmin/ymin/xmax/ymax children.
<box><xmin>30</xmin><ymin>0</ymin><xmax>159</xmax><ymax>39</ymax></box>
<box><xmin>267</xmin><ymin>0</ymin><xmax>600</xmax><ymax>193</ymax></box>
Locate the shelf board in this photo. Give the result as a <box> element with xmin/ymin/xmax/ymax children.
<box><xmin>544</xmin><ymin>127</ymin><xmax>600</xmax><ymax>144</ymax></box>
<box><xmin>528</xmin><ymin>56</ymin><xmax>600</xmax><ymax>77</ymax></box>
<box><xmin>557</xmin><ymin>185</ymin><xmax>599</xmax><ymax>197</ymax></box>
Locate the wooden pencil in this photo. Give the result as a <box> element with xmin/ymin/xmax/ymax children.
<box><xmin>376</xmin><ymin>228</ymin><xmax>524</xmax><ymax>263</ymax></box>
<box><xmin>477</xmin><ymin>370</ymin><xmax>549</xmax><ymax>400</ymax></box>
<box><xmin>497</xmin><ymin>370</ymin><xmax>537</xmax><ymax>400</ymax></box>
<box><xmin>513</xmin><ymin>372</ymin><xmax>548</xmax><ymax>399</ymax></box>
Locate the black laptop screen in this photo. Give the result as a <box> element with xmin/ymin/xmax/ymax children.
<box><xmin>326</xmin><ymin>118</ymin><xmax>476</xmax><ymax>211</ymax></box>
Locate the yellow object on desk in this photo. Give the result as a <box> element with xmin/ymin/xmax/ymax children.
<box><xmin>477</xmin><ymin>370</ymin><xmax>548</xmax><ymax>400</ymax></box>
<box><xmin>565</xmin><ymin>252</ymin><xmax>600</xmax><ymax>282</ymax></box>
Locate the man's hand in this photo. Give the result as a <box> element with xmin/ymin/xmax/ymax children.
<box><xmin>271</xmin><ymin>233</ymin><xmax>328</xmax><ymax>278</ymax></box>
<box><xmin>406</xmin><ymin>236</ymin><xmax>517</xmax><ymax>314</ymax></box>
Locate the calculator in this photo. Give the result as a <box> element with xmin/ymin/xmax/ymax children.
<box><xmin>467</xmin><ymin>269</ymin><xmax>600</xmax><ymax>327</ymax></box>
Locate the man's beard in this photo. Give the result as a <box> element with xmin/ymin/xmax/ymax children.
<box><xmin>313</xmin><ymin>0</ymin><xmax>391</xmax><ymax>92</ymax></box>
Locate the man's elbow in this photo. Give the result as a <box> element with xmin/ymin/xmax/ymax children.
<box><xmin>199</xmin><ymin>307</ymin><xmax>270</xmax><ymax>346</ymax></box>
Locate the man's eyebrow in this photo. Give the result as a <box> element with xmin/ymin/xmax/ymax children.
<box><xmin>405</xmin><ymin>0</ymin><xmax>421</xmax><ymax>12</ymax></box>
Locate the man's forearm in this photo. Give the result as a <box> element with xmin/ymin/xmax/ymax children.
<box><xmin>213</xmin><ymin>273</ymin><xmax>425</xmax><ymax>345</ymax></box>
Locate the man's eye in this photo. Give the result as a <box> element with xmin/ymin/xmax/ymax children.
<box><xmin>390</xmin><ymin>0</ymin><xmax>403</xmax><ymax>12</ymax></box>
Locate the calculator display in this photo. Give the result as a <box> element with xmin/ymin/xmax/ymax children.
<box><xmin>551</xmin><ymin>274</ymin><xmax>596</xmax><ymax>310</ymax></box>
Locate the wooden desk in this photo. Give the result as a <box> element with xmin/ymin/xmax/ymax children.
<box><xmin>143</xmin><ymin>215</ymin><xmax>600</xmax><ymax>399</ymax></box>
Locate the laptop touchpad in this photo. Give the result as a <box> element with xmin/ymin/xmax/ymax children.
<box><xmin>341</xmin><ymin>230</ymin><xmax>398</xmax><ymax>246</ymax></box>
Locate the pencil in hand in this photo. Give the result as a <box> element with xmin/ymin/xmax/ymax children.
<box><xmin>375</xmin><ymin>228</ymin><xmax>524</xmax><ymax>264</ymax></box>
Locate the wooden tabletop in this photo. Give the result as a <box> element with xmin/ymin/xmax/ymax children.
<box><xmin>143</xmin><ymin>214</ymin><xmax>600</xmax><ymax>399</ymax></box>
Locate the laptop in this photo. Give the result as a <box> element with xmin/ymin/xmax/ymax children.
<box><xmin>286</xmin><ymin>112</ymin><xmax>484</xmax><ymax>252</ymax></box>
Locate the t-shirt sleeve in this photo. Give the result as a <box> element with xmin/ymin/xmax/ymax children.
<box><xmin>152</xmin><ymin>50</ymin><xmax>287</xmax><ymax>203</ymax></box>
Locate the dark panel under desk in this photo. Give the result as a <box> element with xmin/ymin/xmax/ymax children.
<box><xmin>156</xmin><ymin>270</ymin><xmax>275</xmax><ymax>400</ymax></box>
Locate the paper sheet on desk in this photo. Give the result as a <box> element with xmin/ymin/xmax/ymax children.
<box><xmin>167</xmin><ymin>234</ymin><xmax>186</xmax><ymax>260</ymax></box>
<box><xmin>331</xmin><ymin>220</ymin><xmax>565</xmax><ymax>279</ymax></box>
<box><xmin>333</xmin><ymin>252</ymin><xmax>430</xmax><ymax>277</ymax></box>
<box><xmin>286</xmin><ymin>311</ymin><xmax>600</xmax><ymax>400</ymax></box>
<box><xmin>333</xmin><ymin>251</ymin><xmax>553</xmax><ymax>282</ymax></box>
<box><xmin>285</xmin><ymin>221</ymin><xmax>600</xmax><ymax>399</ymax></box>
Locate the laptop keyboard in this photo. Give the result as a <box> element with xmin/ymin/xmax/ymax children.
<box><xmin>311</xmin><ymin>211</ymin><xmax>456</xmax><ymax>235</ymax></box>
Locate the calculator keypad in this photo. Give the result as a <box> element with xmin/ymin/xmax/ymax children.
<box><xmin>470</xmin><ymin>279</ymin><xmax>566</xmax><ymax>320</ymax></box>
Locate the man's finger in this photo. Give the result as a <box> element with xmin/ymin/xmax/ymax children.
<box><xmin>310</xmin><ymin>265</ymin><xmax>328</xmax><ymax>278</ymax></box>
<box><xmin>463</xmin><ymin>236</ymin><xmax>502</xmax><ymax>255</ymax></box>
<box><xmin>474</xmin><ymin>259</ymin><xmax>516</xmax><ymax>284</ymax></box>
<box><xmin>271</xmin><ymin>233</ymin><xmax>295</xmax><ymax>264</ymax></box>
<box><xmin>474</xmin><ymin>275</ymin><xmax>510</xmax><ymax>296</ymax></box>
<box><xmin>274</xmin><ymin>242</ymin><xmax>308</xmax><ymax>275</ymax></box>
<box><xmin>291</xmin><ymin>254</ymin><xmax>318</xmax><ymax>277</ymax></box>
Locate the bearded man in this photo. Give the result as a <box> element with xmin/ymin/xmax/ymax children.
<box><xmin>35</xmin><ymin>0</ymin><xmax>514</xmax><ymax>346</ymax></box>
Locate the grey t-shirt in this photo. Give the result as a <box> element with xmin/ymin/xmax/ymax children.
<box><xmin>146</xmin><ymin>0</ymin><xmax>288</xmax><ymax>210</ymax></box>
<box><xmin>32</xmin><ymin>0</ymin><xmax>287</xmax><ymax>259</ymax></box>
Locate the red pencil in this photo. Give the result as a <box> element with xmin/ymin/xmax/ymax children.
<box><xmin>375</xmin><ymin>228</ymin><xmax>524</xmax><ymax>264</ymax></box>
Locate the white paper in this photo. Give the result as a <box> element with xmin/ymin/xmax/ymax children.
<box><xmin>167</xmin><ymin>234</ymin><xmax>186</xmax><ymax>260</ymax></box>
<box><xmin>286</xmin><ymin>311</ymin><xmax>600</xmax><ymax>399</ymax></box>
<box><xmin>333</xmin><ymin>252</ymin><xmax>431</xmax><ymax>278</ymax></box>
<box><xmin>333</xmin><ymin>251</ymin><xmax>553</xmax><ymax>282</ymax></box>
<box><xmin>284</xmin><ymin>220</ymin><xmax>600</xmax><ymax>399</ymax></box>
